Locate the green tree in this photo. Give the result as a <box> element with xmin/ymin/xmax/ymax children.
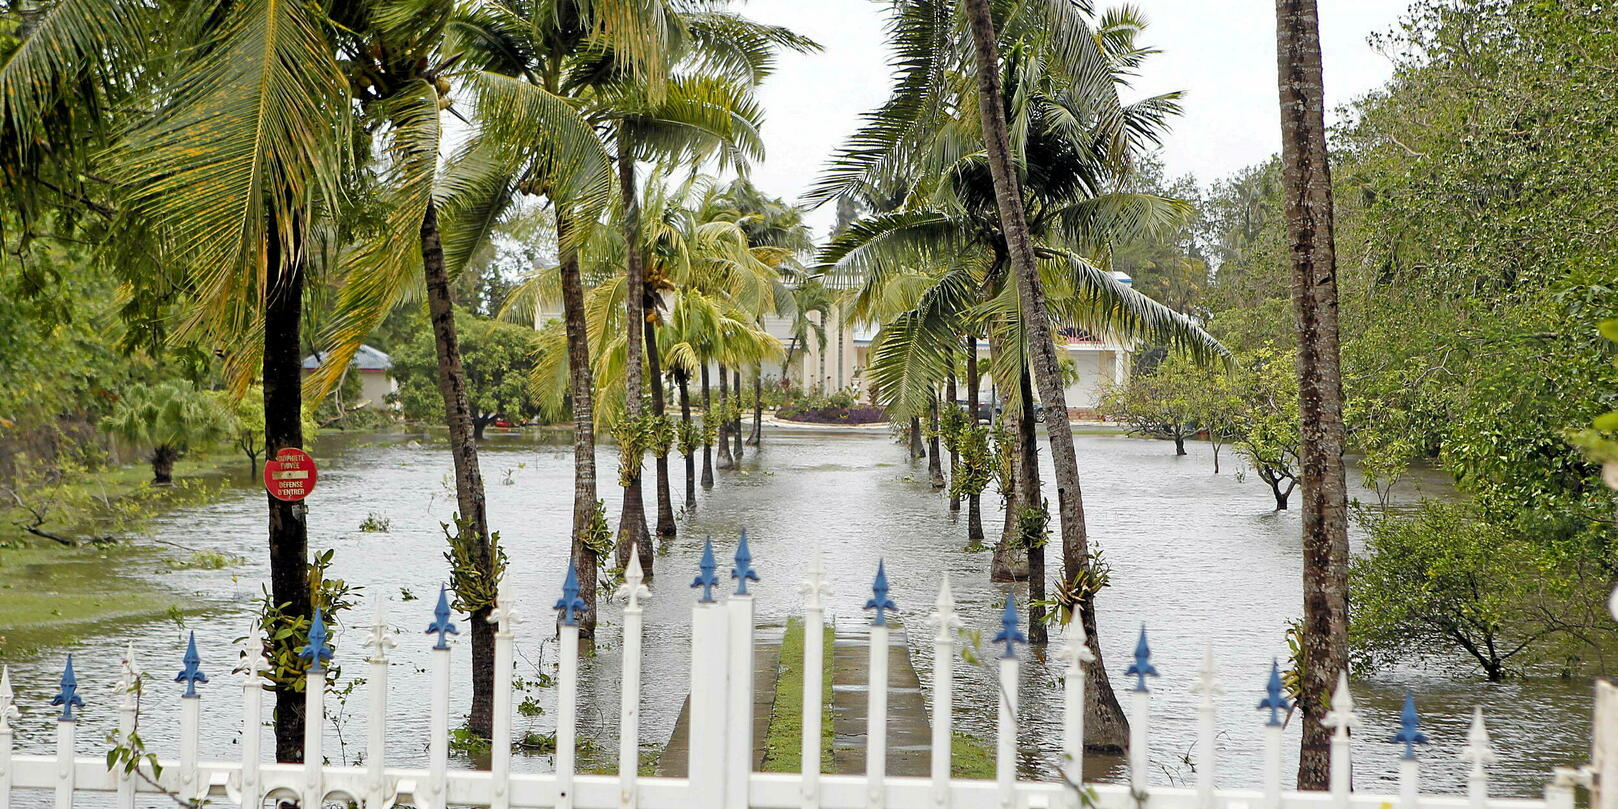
<box><xmin>392</xmin><ymin>313</ymin><xmax>539</xmax><ymax>441</ymax></box>
<box><xmin>1230</xmin><ymin>347</ymin><xmax>1301</xmax><ymax>510</ymax></box>
<box><xmin>101</xmin><ymin>381</ymin><xmax>229</xmax><ymax>484</ymax></box>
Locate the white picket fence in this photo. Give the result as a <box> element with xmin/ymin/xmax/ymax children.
<box><xmin>0</xmin><ymin>535</ymin><xmax>1609</xmax><ymax>809</ymax></box>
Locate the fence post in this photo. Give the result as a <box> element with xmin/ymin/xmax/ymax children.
<box><xmin>1058</xmin><ymin>619</ymin><xmax>1094</xmax><ymax>808</ymax></box>
<box><xmin>617</xmin><ymin>548</ymin><xmax>651</xmax><ymax>809</ymax></box>
<box><xmin>993</xmin><ymin>597</ymin><xmax>1026</xmax><ymax>809</ymax></box>
<box><xmin>1595</xmin><ymin>680</ymin><xmax>1618</xmax><ymax>809</ymax></box>
<box><xmin>727</xmin><ymin>534</ymin><xmax>760</xmax><ymax>809</ymax></box>
<box><xmin>1324</xmin><ymin>672</ymin><xmax>1360</xmax><ymax>809</ymax></box>
<box><xmin>1460</xmin><ymin>708</ymin><xmax>1495</xmax><ymax>809</ymax></box>
<box><xmin>175</xmin><ymin>632</ymin><xmax>207</xmax><ymax>802</ymax></box>
<box><xmin>1392</xmin><ymin>692</ymin><xmax>1428</xmax><ymax>809</ymax></box>
<box><xmin>300</xmin><ymin>611</ymin><xmax>334</xmax><ymax>809</ymax></box>
<box><xmin>239</xmin><ymin>623</ymin><xmax>267</xmax><ymax>809</ymax></box>
<box><xmin>1</xmin><ymin>667</ymin><xmax>17</xmax><ymax>809</ymax></box>
<box><xmin>1193</xmin><ymin>643</ymin><xmax>1221</xmax><ymax>809</ymax></box>
<box><xmin>555</xmin><ymin>563</ymin><xmax>589</xmax><ymax>809</ymax></box>
<box><xmin>363</xmin><ymin>599</ymin><xmax>397</xmax><ymax>809</ymax></box>
<box><xmin>489</xmin><ymin>580</ymin><xmax>523</xmax><ymax>809</ymax></box>
<box><xmin>1124</xmin><ymin>627</ymin><xmax>1158</xmax><ymax>799</ymax></box>
<box><xmin>51</xmin><ymin>656</ymin><xmax>83</xmax><ymax>809</ymax></box>
<box><xmin>689</xmin><ymin>539</ymin><xmax>730</xmax><ymax>809</ymax></box>
<box><xmin>799</xmin><ymin>547</ymin><xmax>830</xmax><ymax>809</ymax></box>
<box><xmin>425</xmin><ymin>586</ymin><xmax>458</xmax><ymax>809</ymax></box>
<box><xmin>929</xmin><ymin>577</ymin><xmax>961</xmax><ymax>809</ymax></box>
<box><xmin>865</xmin><ymin>562</ymin><xmax>897</xmax><ymax>809</ymax></box>
<box><xmin>1258</xmin><ymin>661</ymin><xmax>1291</xmax><ymax>809</ymax></box>
<box><xmin>114</xmin><ymin>646</ymin><xmax>138</xmax><ymax>809</ymax></box>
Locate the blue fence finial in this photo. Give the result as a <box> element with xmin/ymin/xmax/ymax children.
<box><xmin>1258</xmin><ymin>659</ymin><xmax>1291</xmax><ymax>727</ymax></box>
<box><xmin>692</xmin><ymin>538</ymin><xmax>720</xmax><ymax>603</ymax></box>
<box><xmin>1124</xmin><ymin>624</ymin><xmax>1158</xmax><ymax>692</ymax></box>
<box><xmin>864</xmin><ymin>560</ymin><xmax>898</xmax><ymax>626</ymax></box>
<box><xmin>731</xmin><ymin>530</ymin><xmax>759</xmax><ymax>596</ymax></box>
<box><xmin>51</xmin><ymin>655</ymin><xmax>84</xmax><ymax>721</ymax></box>
<box><xmin>298</xmin><ymin>609</ymin><xmax>334</xmax><ymax>674</ymax></box>
<box><xmin>554</xmin><ymin>562</ymin><xmax>590</xmax><ymax>626</ymax></box>
<box><xmin>175</xmin><ymin>631</ymin><xmax>208</xmax><ymax>698</ymax></box>
<box><xmin>1390</xmin><ymin>691</ymin><xmax>1429</xmax><ymax>760</ymax></box>
<box><xmin>426</xmin><ymin>583</ymin><xmax>459</xmax><ymax>650</ymax></box>
<box><xmin>993</xmin><ymin>595</ymin><xmax>1026</xmax><ymax>659</ymax></box>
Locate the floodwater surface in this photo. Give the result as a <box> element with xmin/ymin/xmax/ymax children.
<box><xmin>1</xmin><ymin>428</ymin><xmax>1595</xmax><ymax>799</ymax></box>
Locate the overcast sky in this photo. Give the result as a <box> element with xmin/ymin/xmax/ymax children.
<box><xmin>742</xmin><ymin>0</ymin><xmax>1416</xmax><ymax>236</ymax></box>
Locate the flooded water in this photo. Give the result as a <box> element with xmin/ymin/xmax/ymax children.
<box><xmin>1</xmin><ymin>428</ymin><xmax>1595</xmax><ymax>798</ymax></box>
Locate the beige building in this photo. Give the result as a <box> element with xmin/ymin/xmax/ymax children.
<box><xmin>300</xmin><ymin>345</ymin><xmax>397</xmax><ymax>410</ymax></box>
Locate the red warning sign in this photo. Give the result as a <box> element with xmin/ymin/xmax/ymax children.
<box><xmin>263</xmin><ymin>447</ymin><xmax>318</xmax><ymax>502</ymax></box>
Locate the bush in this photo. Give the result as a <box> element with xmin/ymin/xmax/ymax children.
<box><xmin>777</xmin><ymin>389</ymin><xmax>885</xmax><ymax>425</ymax></box>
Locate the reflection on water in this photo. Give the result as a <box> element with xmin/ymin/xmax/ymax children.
<box><xmin>2</xmin><ymin>429</ymin><xmax>1594</xmax><ymax>797</ymax></box>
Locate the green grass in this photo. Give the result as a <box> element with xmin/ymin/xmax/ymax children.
<box><xmin>948</xmin><ymin>731</ymin><xmax>997</xmax><ymax>779</ymax></box>
<box><xmin>760</xmin><ymin>618</ymin><xmax>835</xmax><ymax>773</ymax></box>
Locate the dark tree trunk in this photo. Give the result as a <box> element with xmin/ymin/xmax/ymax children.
<box><xmin>701</xmin><ymin>364</ymin><xmax>716</xmax><ymax>486</ymax></box>
<box><xmin>678</xmin><ymin>371</ymin><xmax>696</xmax><ymax>505</ymax></box>
<box><xmin>557</xmin><ymin>208</ymin><xmax>599</xmax><ymax>641</ymax></box>
<box><xmin>616</xmin><ymin>134</ymin><xmax>649</xmax><ymax>571</ymax></box>
<box><xmin>908</xmin><ymin>416</ymin><xmax>924</xmax><ymax>459</ymax></box>
<box><xmin>1174</xmin><ymin>435</ymin><xmax>1186</xmax><ymax>456</ymax></box>
<box><xmin>1276</xmin><ymin>0</ymin><xmax>1350</xmax><ymax>786</ymax></box>
<box><xmin>928</xmin><ymin>395</ymin><xmax>946</xmax><ymax>489</ymax></box>
<box><xmin>946</xmin><ymin>365</ymin><xmax>959</xmax><ymax>510</ymax></box>
<box><xmin>988</xmin><ymin>333</ymin><xmax>1025</xmax><ymax>582</ymax></box>
<box><xmin>716</xmin><ymin>364</ymin><xmax>733</xmax><ymax>470</ymax></box>
<box><xmin>747</xmin><ymin>371</ymin><xmax>762</xmax><ymax>446</ymax></box>
<box><xmin>646</xmin><ymin>316</ymin><xmax>675</xmax><ymax>545</ymax></box>
<box><xmin>421</xmin><ymin>199</ymin><xmax>497</xmax><ymax>738</ymax></box>
<box><xmin>473</xmin><ymin>418</ymin><xmax>488</xmax><ymax>441</ymax></box>
<box><xmin>963</xmin><ymin>0</ymin><xmax>1127</xmax><ymax>750</ymax></box>
<box><xmin>264</xmin><ymin>225</ymin><xmax>310</xmax><ymax>763</ymax></box>
<box><xmin>966</xmin><ymin>338</ymin><xmax>983</xmax><ymax>540</ymax></box>
<box><xmin>150</xmin><ymin>446</ymin><xmax>178</xmax><ymax>485</ymax></box>
<box><xmin>1017</xmin><ymin>367</ymin><xmax>1047</xmax><ymax>645</ymax></box>
<box><xmin>731</xmin><ymin>369</ymin><xmax>743</xmax><ymax>462</ymax></box>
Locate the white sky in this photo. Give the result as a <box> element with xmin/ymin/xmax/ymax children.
<box><xmin>743</xmin><ymin>0</ymin><xmax>1416</xmax><ymax>236</ymax></box>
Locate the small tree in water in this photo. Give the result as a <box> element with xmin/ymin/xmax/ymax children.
<box><xmin>101</xmin><ymin>381</ymin><xmax>229</xmax><ymax>485</ymax></box>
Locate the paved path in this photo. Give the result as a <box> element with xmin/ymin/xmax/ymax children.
<box><xmin>656</xmin><ymin>621</ymin><xmax>935</xmax><ymax>778</ymax></box>
<box><xmin>829</xmin><ymin>623</ymin><xmax>932</xmax><ymax>776</ymax></box>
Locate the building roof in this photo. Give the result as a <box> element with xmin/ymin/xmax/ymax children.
<box><xmin>301</xmin><ymin>344</ymin><xmax>393</xmax><ymax>372</ymax></box>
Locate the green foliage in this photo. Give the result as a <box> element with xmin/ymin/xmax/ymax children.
<box><xmin>1227</xmin><ymin>346</ymin><xmax>1300</xmax><ymax>507</ymax></box>
<box><xmin>390</xmin><ymin>310</ymin><xmax>540</xmax><ymax>431</ymax></box>
<box><xmin>676</xmin><ymin>418</ymin><xmax>703</xmax><ymax>456</ymax></box>
<box><xmin>442</xmin><ymin>516</ymin><xmax>507</xmax><ymax>616</ymax></box>
<box><xmin>359</xmin><ymin>512</ymin><xmax>391</xmax><ymax>533</ymax></box>
<box><xmin>101</xmin><ymin>381</ymin><xmax>231</xmax><ymax>481</ymax></box>
<box><xmin>612</xmin><ymin>412</ymin><xmax>665</xmax><ymax>487</ymax></box>
<box><xmin>1350</xmin><ymin>501</ymin><xmax>1600</xmax><ymax>680</ymax></box>
<box><xmin>256</xmin><ymin>549</ymin><xmax>360</xmax><ymax>694</ymax></box>
<box><xmin>950</xmin><ymin>422</ymin><xmax>993</xmax><ymax>500</ymax></box>
<box><xmin>581</xmin><ymin>500</ymin><xmax>614</xmax><ymax>562</ymax></box>
<box><xmin>989</xmin><ymin>421</ymin><xmax>1016</xmax><ymax>504</ymax></box>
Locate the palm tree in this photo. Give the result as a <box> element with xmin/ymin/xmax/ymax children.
<box><xmin>101</xmin><ymin>381</ymin><xmax>230</xmax><ymax>484</ymax></box>
<box><xmin>1275</xmin><ymin>0</ymin><xmax>1349</xmax><ymax>788</ymax></box>
<box><xmin>93</xmin><ymin>0</ymin><xmax>352</xmax><ymax>762</ymax></box>
<box><xmin>817</xmin><ymin>0</ymin><xmax>1222</xmax><ymax>752</ymax></box>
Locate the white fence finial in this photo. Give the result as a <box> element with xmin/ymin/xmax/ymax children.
<box><xmin>1324</xmin><ymin>670</ymin><xmax>1358</xmax><ymax>736</ymax></box>
<box><xmin>363</xmin><ymin>597</ymin><xmax>397</xmax><ymax>663</ymax></box>
<box><xmin>618</xmin><ymin>544</ymin><xmax>651</xmax><ymax>609</ymax></box>
<box><xmin>928</xmin><ymin>575</ymin><xmax>962</xmax><ymax>642</ymax></box>
<box><xmin>1057</xmin><ymin>617</ymin><xmax>1095</xmax><ymax>672</ymax></box>
<box><xmin>0</xmin><ymin>666</ymin><xmax>16</xmax><ymax>730</ymax></box>
<box><xmin>115</xmin><ymin>644</ymin><xmax>139</xmax><ymax>709</ymax></box>
<box><xmin>799</xmin><ymin>546</ymin><xmax>829</xmax><ymax>610</ymax></box>
<box><xmin>490</xmin><ymin>576</ymin><xmax>524</xmax><ymax>632</ymax></box>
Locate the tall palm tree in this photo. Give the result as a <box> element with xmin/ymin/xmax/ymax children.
<box><xmin>1275</xmin><ymin>0</ymin><xmax>1349</xmax><ymax>788</ymax></box>
<box><xmin>96</xmin><ymin>0</ymin><xmax>352</xmax><ymax>762</ymax></box>
<box><xmin>818</xmin><ymin>0</ymin><xmax>1221</xmax><ymax>752</ymax></box>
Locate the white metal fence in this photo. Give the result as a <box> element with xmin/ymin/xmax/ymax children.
<box><xmin>0</xmin><ymin>535</ymin><xmax>1608</xmax><ymax>809</ymax></box>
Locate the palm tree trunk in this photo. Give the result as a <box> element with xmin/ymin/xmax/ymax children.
<box><xmin>946</xmin><ymin>366</ymin><xmax>959</xmax><ymax>510</ymax></box>
<box><xmin>616</xmin><ymin>134</ymin><xmax>648</xmax><ymax>571</ymax></box>
<box><xmin>928</xmin><ymin>395</ymin><xmax>945</xmax><ymax>488</ymax></box>
<box><xmin>701</xmin><ymin>363</ymin><xmax>716</xmax><ymax>486</ymax></box>
<box><xmin>678</xmin><ymin>371</ymin><xmax>696</xmax><ymax>505</ymax></box>
<box><xmin>731</xmin><ymin>369</ymin><xmax>744</xmax><ymax>462</ymax></box>
<box><xmin>264</xmin><ymin>225</ymin><xmax>310</xmax><ymax>763</ymax></box>
<box><xmin>966</xmin><ymin>336</ymin><xmax>983</xmax><ymax>540</ymax></box>
<box><xmin>150</xmin><ymin>446</ymin><xmax>178</xmax><ymax>485</ymax></box>
<box><xmin>557</xmin><ymin>208</ymin><xmax>599</xmax><ymax>641</ymax></box>
<box><xmin>909</xmin><ymin>416</ymin><xmax>924</xmax><ymax>459</ymax></box>
<box><xmin>963</xmin><ymin>0</ymin><xmax>1127</xmax><ymax>750</ymax></box>
<box><xmin>747</xmin><ymin>371</ymin><xmax>762</xmax><ymax>445</ymax></box>
<box><xmin>646</xmin><ymin>316</ymin><xmax>676</xmax><ymax>544</ymax></box>
<box><xmin>986</xmin><ymin>331</ymin><xmax>1026</xmax><ymax>581</ymax></box>
<box><xmin>421</xmin><ymin>198</ymin><xmax>497</xmax><ymax>738</ymax></box>
<box><xmin>1017</xmin><ymin>366</ymin><xmax>1047</xmax><ymax>645</ymax></box>
<box><xmin>1276</xmin><ymin>0</ymin><xmax>1350</xmax><ymax>787</ymax></box>
<box><xmin>716</xmin><ymin>363</ymin><xmax>734</xmax><ymax>469</ymax></box>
